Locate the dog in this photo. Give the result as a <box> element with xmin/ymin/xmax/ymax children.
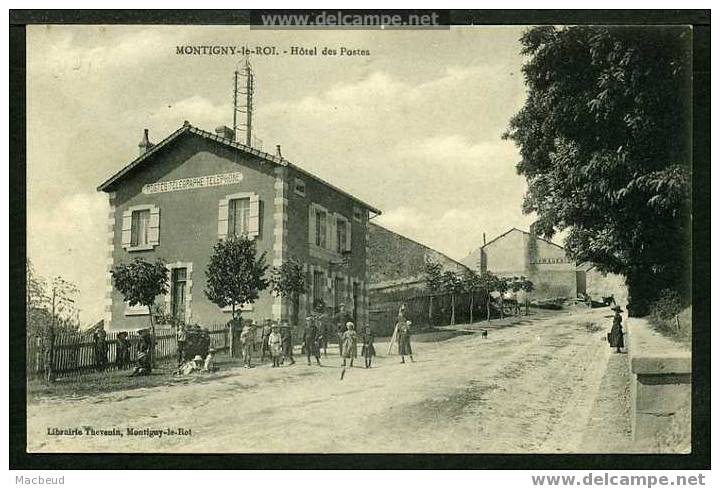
<box><xmin>481</xmin><ymin>329</ymin><xmax>488</xmax><ymax>339</ymax></box>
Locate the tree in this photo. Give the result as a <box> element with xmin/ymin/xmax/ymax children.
<box><xmin>424</xmin><ymin>260</ymin><xmax>443</xmax><ymax>325</ymax></box>
<box><xmin>504</xmin><ymin>26</ymin><xmax>691</xmax><ymax>316</ymax></box>
<box><xmin>477</xmin><ymin>271</ymin><xmax>501</xmax><ymax>322</ymax></box>
<box><xmin>462</xmin><ymin>268</ymin><xmax>482</xmax><ymax>324</ymax></box>
<box><xmin>111</xmin><ymin>258</ymin><xmax>169</xmax><ymax>366</ymax></box>
<box><xmin>270</xmin><ymin>257</ymin><xmax>306</xmax><ymax>326</ymax></box>
<box><xmin>205</xmin><ymin>236</ymin><xmax>269</xmax><ymax>321</ymax></box>
<box><xmin>441</xmin><ymin>270</ymin><xmax>463</xmax><ymax>326</ymax></box>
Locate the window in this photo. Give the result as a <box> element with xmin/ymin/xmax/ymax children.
<box><xmin>334</xmin><ymin>277</ymin><xmax>345</xmax><ymax>310</ymax></box>
<box><xmin>228</xmin><ymin>198</ymin><xmax>250</xmax><ymax>238</ymax></box>
<box><xmin>313</xmin><ymin>270</ymin><xmax>325</xmax><ymax>307</ymax></box>
<box><xmin>294</xmin><ymin>178</ymin><xmax>306</xmax><ymax>197</ymax></box>
<box><xmin>315</xmin><ymin>209</ymin><xmax>327</xmax><ymax>248</ymax></box>
<box><xmin>336</xmin><ymin>218</ymin><xmax>348</xmax><ymax>253</ymax></box>
<box><xmin>218</xmin><ymin>193</ymin><xmax>260</xmax><ymax>240</ymax></box>
<box><xmin>130</xmin><ymin>209</ymin><xmax>150</xmax><ymax>247</ymax></box>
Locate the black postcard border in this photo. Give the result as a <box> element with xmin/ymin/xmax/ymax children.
<box><xmin>9</xmin><ymin>9</ymin><xmax>711</xmax><ymax>471</ymax></box>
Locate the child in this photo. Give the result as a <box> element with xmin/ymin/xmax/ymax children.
<box><xmin>268</xmin><ymin>325</ymin><xmax>283</xmax><ymax>367</ymax></box>
<box><xmin>341</xmin><ymin>322</ymin><xmax>358</xmax><ymax>367</ymax></box>
<box><xmin>361</xmin><ymin>326</ymin><xmax>376</xmax><ymax>368</ymax></box>
<box><xmin>203</xmin><ymin>348</ymin><xmax>217</xmax><ymax>372</ymax></box>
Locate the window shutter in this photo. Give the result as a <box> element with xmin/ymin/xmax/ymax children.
<box><xmin>121</xmin><ymin>210</ymin><xmax>132</xmax><ymax>248</ymax></box>
<box><xmin>218</xmin><ymin>199</ymin><xmax>229</xmax><ymax>240</ymax></box>
<box><xmin>327</xmin><ymin>213</ymin><xmax>336</xmax><ymax>251</ymax></box>
<box><xmin>308</xmin><ymin>204</ymin><xmax>316</xmax><ymax>245</ymax></box>
<box><xmin>345</xmin><ymin>218</ymin><xmax>352</xmax><ymax>252</ymax></box>
<box><xmin>248</xmin><ymin>194</ymin><xmax>260</xmax><ymax>238</ymax></box>
<box><xmin>148</xmin><ymin>206</ymin><xmax>160</xmax><ymax>246</ymax></box>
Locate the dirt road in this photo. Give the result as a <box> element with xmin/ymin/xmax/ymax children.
<box><xmin>27</xmin><ymin>307</ymin><xmax>626</xmax><ymax>453</ymax></box>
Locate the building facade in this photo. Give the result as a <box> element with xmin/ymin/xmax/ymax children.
<box><xmin>98</xmin><ymin>122</ymin><xmax>380</xmax><ymax>331</ymax></box>
<box><xmin>461</xmin><ymin>227</ymin><xmax>579</xmax><ymax>300</ymax></box>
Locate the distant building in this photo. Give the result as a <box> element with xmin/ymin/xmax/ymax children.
<box><xmin>367</xmin><ymin>223</ymin><xmax>470</xmax><ymax>331</ymax></box>
<box><xmin>98</xmin><ymin>122</ymin><xmax>380</xmax><ymax>331</ymax></box>
<box><xmin>461</xmin><ymin>227</ymin><xmax>579</xmax><ymax>300</ymax></box>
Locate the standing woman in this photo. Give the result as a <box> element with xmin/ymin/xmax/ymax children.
<box><xmin>341</xmin><ymin>322</ymin><xmax>358</xmax><ymax>367</ymax></box>
<box><xmin>398</xmin><ymin>320</ymin><xmax>415</xmax><ymax>363</ymax></box>
<box><xmin>609</xmin><ymin>306</ymin><xmax>625</xmax><ymax>353</ymax></box>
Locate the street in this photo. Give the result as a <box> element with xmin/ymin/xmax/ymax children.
<box><xmin>27</xmin><ymin>307</ymin><xmax>631</xmax><ymax>453</ymax></box>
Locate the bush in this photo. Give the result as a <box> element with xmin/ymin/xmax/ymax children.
<box><xmin>648</xmin><ymin>289</ymin><xmax>691</xmax><ymax>344</ymax></box>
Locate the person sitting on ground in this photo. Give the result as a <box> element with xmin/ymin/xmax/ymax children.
<box><xmin>361</xmin><ymin>326</ymin><xmax>376</xmax><ymax>369</ymax></box>
<box><xmin>180</xmin><ymin>355</ymin><xmax>205</xmax><ymax>375</ymax></box>
<box><xmin>129</xmin><ymin>351</ymin><xmax>151</xmax><ymax>377</ymax></box>
<box><xmin>398</xmin><ymin>320</ymin><xmax>415</xmax><ymax>364</ymax></box>
<box><xmin>268</xmin><ymin>325</ymin><xmax>283</xmax><ymax>368</ymax></box>
<box><xmin>341</xmin><ymin>322</ymin><xmax>358</xmax><ymax>368</ymax></box>
<box><xmin>203</xmin><ymin>348</ymin><xmax>218</xmax><ymax>372</ymax></box>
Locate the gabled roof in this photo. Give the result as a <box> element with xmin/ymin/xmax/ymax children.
<box><xmin>97</xmin><ymin>122</ymin><xmax>382</xmax><ymax>215</ymax></box>
<box><xmin>482</xmin><ymin>227</ymin><xmax>565</xmax><ymax>251</ymax></box>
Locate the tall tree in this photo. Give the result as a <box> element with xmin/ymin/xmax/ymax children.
<box><xmin>477</xmin><ymin>271</ymin><xmax>501</xmax><ymax>322</ymax></box>
<box><xmin>270</xmin><ymin>257</ymin><xmax>306</xmax><ymax>326</ymax></box>
<box><xmin>205</xmin><ymin>236</ymin><xmax>269</xmax><ymax>321</ymax></box>
<box><xmin>504</xmin><ymin>26</ymin><xmax>691</xmax><ymax>316</ymax></box>
<box><xmin>424</xmin><ymin>260</ymin><xmax>443</xmax><ymax>326</ymax></box>
<box><xmin>441</xmin><ymin>270</ymin><xmax>463</xmax><ymax>326</ymax></box>
<box><xmin>111</xmin><ymin>258</ymin><xmax>169</xmax><ymax>366</ymax></box>
<box><xmin>462</xmin><ymin>268</ymin><xmax>482</xmax><ymax>324</ymax></box>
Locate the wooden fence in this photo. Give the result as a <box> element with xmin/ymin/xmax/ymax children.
<box><xmin>369</xmin><ymin>291</ymin><xmax>496</xmax><ymax>336</ymax></box>
<box><xmin>27</xmin><ymin>324</ymin><xmax>229</xmax><ymax>379</ymax></box>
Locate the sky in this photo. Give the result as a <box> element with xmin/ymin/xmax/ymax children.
<box><xmin>26</xmin><ymin>25</ymin><xmax>534</xmax><ymax>324</ymax></box>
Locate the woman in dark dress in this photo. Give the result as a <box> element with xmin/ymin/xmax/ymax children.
<box><xmin>398</xmin><ymin>320</ymin><xmax>414</xmax><ymax>363</ymax></box>
<box><xmin>609</xmin><ymin>306</ymin><xmax>624</xmax><ymax>353</ymax></box>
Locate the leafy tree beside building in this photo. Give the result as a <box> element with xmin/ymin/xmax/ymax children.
<box><xmin>111</xmin><ymin>258</ymin><xmax>169</xmax><ymax>366</ymax></box>
<box><xmin>504</xmin><ymin>26</ymin><xmax>691</xmax><ymax>316</ymax></box>
<box><xmin>205</xmin><ymin>236</ymin><xmax>269</xmax><ymax>321</ymax></box>
<box><xmin>270</xmin><ymin>257</ymin><xmax>306</xmax><ymax>326</ymax></box>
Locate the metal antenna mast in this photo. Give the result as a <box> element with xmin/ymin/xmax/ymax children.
<box><xmin>233</xmin><ymin>57</ymin><xmax>255</xmax><ymax>146</ymax></box>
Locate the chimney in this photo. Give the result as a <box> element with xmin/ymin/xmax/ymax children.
<box><xmin>138</xmin><ymin>129</ymin><xmax>153</xmax><ymax>155</ymax></box>
<box><xmin>275</xmin><ymin>144</ymin><xmax>283</xmax><ymax>159</ymax></box>
<box><xmin>215</xmin><ymin>125</ymin><xmax>235</xmax><ymax>141</ymax></box>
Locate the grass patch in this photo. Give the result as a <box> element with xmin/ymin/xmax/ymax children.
<box><xmin>27</xmin><ymin>353</ymin><xmax>246</xmax><ymax>402</ymax></box>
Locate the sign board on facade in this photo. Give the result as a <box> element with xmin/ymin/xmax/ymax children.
<box><xmin>142</xmin><ymin>172</ymin><xmax>243</xmax><ymax>194</ymax></box>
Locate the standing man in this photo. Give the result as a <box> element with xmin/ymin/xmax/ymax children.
<box><xmin>115</xmin><ymin>331</ymin><xmax>130</xmax><ymax>369</ymax></box>
<box><xmin>260</xmin><ymin>319</ymin><xmax>273</xmax><ymax>362</ymax></box>
<box><xmin>334</xmin><ymin>303</ymin><xmax>352</xmax><ymax>357</ymax></box>
<box><xmin>240</xmin><ymin>321</ymin><xmax>255</xmax><ymax>368</ymax></box>
<box><xmin>280</xmin><ymin>320</ymin><xmax>295</xmax><ymax>365</ymax></box>
<box><xmin>176</xmin><ymin>322</ymin><xmax>187</xmax><ymax>368</ymax></box>
<box><xmin>302</xmin><ymin>316</ymin><xmax>322</xmax><ymax>366</ymax></box>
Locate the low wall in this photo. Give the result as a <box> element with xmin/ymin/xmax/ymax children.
<box><xmin>628</xmin><ymin>317</ymin><xmax>691</xmax><ymax>450</ymax></box>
